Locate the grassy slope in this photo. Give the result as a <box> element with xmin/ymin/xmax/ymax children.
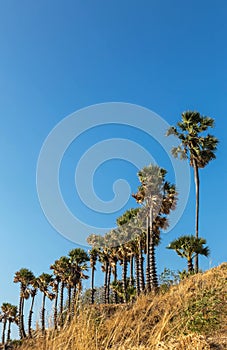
<box><xmin>16</xmin><ymin>263</ymin><xmax>227</xmax><ymax>350</ymax></box>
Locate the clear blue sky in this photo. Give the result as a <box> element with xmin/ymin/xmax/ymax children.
<box><xmin>0</xmin><ymin>0</ymin><xmax>226</xmax><ymax>337</ymax></box>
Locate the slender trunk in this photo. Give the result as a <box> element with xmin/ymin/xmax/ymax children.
<box><xmin>146</xmin><ymin>215</ymin><xmax>151</xmax><ymax>293</ymax></box>
<box><xmin>135</xmin><ymin>253</ymin><xmax>140</xmax><ymax>296</ymax></box>
<box><xmin>113</xmin><ymin>262</ymin><xmax>118</xmax><ymax>304</ymax></box>
<box><xmin>7</xmin><ymin>319</ymin><xmax>12</xmax><ymax>343</ymax></box>
<box><xmin>41</xmin><ymin>293</ymin><xmax>46</xmax><ymax>335</ymax></box>
<box><xmin>67</xmin><ymin>285</ymin><xmax>72</xmax><ymax>323</ymax></box>
<box><xmin>104</xmin><ymin>261</ymin><xmax>109</xmax><ymax>304</ymax></box>
<box><xmin>20</xmin><ymin>295</ymin><xmax>26</xmax><ymax>339</ymax></box>
<box><xmin>138</xmin><ymin>239</ymin><xmax>145</xmax><ymax>292</ymax></box>
<box><xmin>107</xmin><ymin>263</ymin><xmax>111</xmax><ymax>304</ymax></box>
<box><xmin>91</xmin><ymin>264</ymin><xmax>95</xmax><ymax>305</ymax></box>
<box><xmin>18</xmin><ymin>294</ymin><xmax>22</xmax><ymax>339</ymax></box>
<box><xmin>28</xmin><ymin>294</ymin><xmax>36</xmax><ymax>337</ymax></box>
<box><xmin>54</xmin><ymin>283</ymin><xmax>59</xmax><ymax>330</ymax></box>
<box><xmin>188</xmin><ymin>258</ymin><xmax>194</xmax><ymax>272</ymax></box>
<box><xmin>71</xmin><ymin>287</ymin><xmax>77</xmax><ymax>320</ymax></box>
<box><xmin>2</xmin><ymin>318</ymin><xmax>7</xmax><ymax>344</ymax></box>
<box><xmin>149</xmin><ymin>207</ymin><xmax>158</xmax><ymax>290</ymax></box>
<box><xmin>129</xmin><ymin>254</ymin><xmax>134</xmax><ymax>287</ymax></box>
<box><xmin>193</xmin><ymin>160</ymin><xmax>200</xmax><ymax>273</ymax></box>
<box><xmin>122</xmin><ymin>255</ymin><xmax>128</xmax><ymax>303</ymax></box>
<box><xmin>60</xmin><ymin>281</ymin><xmax>65</xmax><ymax>327</ymax></box>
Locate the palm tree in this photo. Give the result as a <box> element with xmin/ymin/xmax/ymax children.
<box><xmin>68</xmin><ymin>248</ymin><xmax>89</xmax><ymax>320</ymax></box>
<box><xmin>6</xmin><ymin>304</ymin><xmax>18</xmax><ymax>343</ymax></box>
<box><xmin>167</xmin><ymin>111</ymin><xmax>218</xmax><ymax>272</ymax></box>
<box><xmin>13</xmin><ymin>268</ymin><xmax>35</xmax><ymax>339</ymax></box>
<box><xmin>50</xmin><ymin>259</ymin><xmax>65</xmax><ymax>330</ymax></box>
<box><xmin>36</xmin><ymin>273</ymin><xmax>55</xmax><ymax>335</ymax></box>
<box><xmin>88</xmin><ymin>248</ymin><xmax>98</xmax><ymax>304</ymax></box>
<box><xmin>133</xmin><ymin>165</ymin><xmax>177</xmax><ymax>292</ymax></box>
<box><xmin>167</xmin><ymin>235</ymin><xmax>210</xmax><ymax>272</ymax></box>
<box><xmin>51</xmin><ymin>256</ymin><xmax>70</xmax><ymax>327</ymax></box>
<box><xmin>28</xmin><ymin>277</ymin><xmax>38</xmax><ymax>338</ymax></box>
<box><xmin>0</xmin><ymin>303</ymin><xmax>18</xmax><ymax>344</ymax></box>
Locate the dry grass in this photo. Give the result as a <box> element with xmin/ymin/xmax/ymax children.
<box><xmin>16</xmin><ymin>263</ymin><xmax>227</xmax><ymax>350</ymax></box>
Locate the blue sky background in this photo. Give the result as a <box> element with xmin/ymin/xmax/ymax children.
<box><xmin>0</xmin><ymin>0</ymin><xmax>226</xmax><ymax>338</ymax></box>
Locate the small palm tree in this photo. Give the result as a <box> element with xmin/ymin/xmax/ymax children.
<box><xmin>6</xmin><ymin>304</ymin><xmax>18</xmax><ymax>343</ymax></box>
<box><xmin>167</xmin><ymin>111</ymin><xmax>218</xmax><ymax>272</ymax></box>
<box><xmin>13</xmin><ymin>268</ymin><xmax>35</xmax><ymax>339</ymax></box>
<box><xmin>167</xmin><ymin>235</ymin><xmax>210</xmax><ymax>272</ymax></box>
<box><xmin>0</xmin><ymin>303</ymin><xmax>18</xmax><ymax>344</ymax></box>
<box><xmin>88</xmin><ymin>248</ymin><xmax>98</xmax><ymax>304</ymax></box>
<box><xmin>36</xmin><ymin>273</ymin><xmax>55</xmax><ymax>335</ymax></box>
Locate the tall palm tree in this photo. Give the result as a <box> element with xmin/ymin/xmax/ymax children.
<box><xmin>50</xmin><ymin>259</ymin><xmax>64</xmax><ymax>330</ymax></box>
<box><xmin>36</xmin><ymin>273</ymin><xmax>55</xmax><ymax>335</ymax></box>
<box><xmin>133</xmin><ymin>165</ymin><xmax>177</xmax><ymax>292</ymax></box>
<box><xmin>13</xmin><ymin>268</ymin><xmax>35</xmax><ymax>339</ymax></box>
<box><xmin>167</xmin><ymin>111</ymin><xmax>218</xmax><ymax>272</ymax></box>
<box><xmin>68</xmin><ymin>248</ymin><xmax>89</xmax><ymax>320</ymax></box>
<box><xmin>28</xmin><ymin>278</ymin><xmax>38</xmax><ymax>338</ymax></box>
<box><xmin>88</xmin><ymin>248</ymin><xmax>98</xmax><ymax>304</ymax></box>
<box><xmin>167</xmin><ymin>235</ymin><xmax>210</xmax><ymax>272</ymax></box>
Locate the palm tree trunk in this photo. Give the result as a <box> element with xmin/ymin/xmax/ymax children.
<box><xmin>107</xmin><ymin>263</ymin><xmax>111</xmax><ymax>304</ymax></box>
<box><xmin>7</xmin><ymin>319</ymin><xmax>12</xmax><ymax>343</ymax></box>
<box><xmin>113</xmin><ymin>262</ymin><xmax>118</xmax><ymax>304</ymax></box>
<box><xmin>138</xmin><ymin>239</ymin><xmax>145</xmax><ymax>292</ymax></box>
<box><xmin>129</xmin><ymin>254</ymin><xmax>134</xmax><ymax>287</ymax></box>
<box><xmin>54</xmin><ymin>283</ymin><xmax>59</xmax><ymax>330</ymax></box>
<box><xmin>149</xmin><ymin>208</ymin><xmax>158</xmax><ymax>290</ymax></box>
<box><xmin>104</xmin><ymin>261</ymin><xmax>108</xmax><ymax>304</ymax></box>
<box><xmin>193</xmin><ymin>159</ymin><xmax>200</xmax><ymax>273</ymax></box>
<box><xmin>122</xmin><ymin>255</ymin><xmax>128</xmax><ymax>303</ymax></box>
<box><xmin>28</xmin><ymin>295</ymin><xmax>36</xmax><ymax>337</ymax></box>
<box><xmin>146</xmin><ymin>215</ymin><xmax>151</xmax><ymax>292</ymax></box>
<box><xmin>2</xmin><ymin>318</ymin><xmax>7</xmax><ymax>344</ymax></box>
<box><xmin>91</xmin><ymin>265</ymin><xmax>95</xmax><ymax>305</ymax></box>
<box><xmin>20</xmin><ymin>294</ymin><xmax>26</xmax><ymax>339</ymax></box>
<box><xmin>188</xmin><ymin>258</ymin><xmax>194</xmax><ymax>272</ymax></box>
<box><xmin>71</xmin><ymin>287</ymin><xmax>77</xmax><ymax>320</ymax></box>
<box><xmin>41</xmin><ymin>293</ymin><xmax>46</xmax><ymax>335</ymax></box>
<box><xmin>60</xmin><ymin>281</ymin><xmax>65</xmax><ymax>327</ymax></box>
<box><xmin>67</xmin><ymin>285</ymin><xmax>72</xmax><ymax>323</ymax></box>
<box><xmin>135</xmin><ymin>253</ymin><xmax>140</xmax><ymax>295</ymax></box>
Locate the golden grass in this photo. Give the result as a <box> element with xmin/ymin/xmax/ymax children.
<box><xmin>16</xmin><ymin>263</ymin><xmax>227</xmax><ymax>350</ymax></box>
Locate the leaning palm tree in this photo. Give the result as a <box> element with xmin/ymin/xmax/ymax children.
<box><xmin>13</xmin><ymin>268</ymin><xmax>35</xmax><ymax>339</ymax></box>
<box><xmin>167</xmin><ymin>235</ymin><xmax>210</xmax><ymax>272</ymax></box>
<box><xmin>36</xmin><ymin>273</ymin><xmax>55</xmax><ymax>335</ymax></box>
<box><xmin>167</xmin><ymin>111</ymin><xmax>218</xmax><ymax>272</ymax></box>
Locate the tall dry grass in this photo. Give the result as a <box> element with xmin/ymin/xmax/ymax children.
<box><xmin>15</xmin><ymin>263</ymin><xmax>227</xmax><ymax>350</ymax></box>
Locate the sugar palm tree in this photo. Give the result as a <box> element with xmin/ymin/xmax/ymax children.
<box><xmin>13</xmin><ymin>268</ymin><xmax>35</xmax><ymax>339</ymax></box>
<box><xmin>133</xmin><ymin>165</ymin><xmax>177</xmax><ymax>292</ymax></box>
<box><xmin>68</xmin><ymin>248</ymin><xmax>89</xmax><ymax>320</ymax></box>
<box><xmin>167</xmin><ymin>111</ymin><xmax>218</xmax><ymax>272</ymax></box>
<box><xmin>0</xmin><ymin>303</ymin><xmax>18</xmax><ymax>344</ymax></box>
<box><xmin>28</xmin><ymin>278</ymin><xmax>38</xmax><ymax>338</ymax></box>
<box><xmin>36</xmin><ymin>273</ymin><xmax>55</xmax><ymax>335</ymax></box>
<box><xmin>6</xmin><ymin>304</ymin><xmax>18</xmax><ymax>343</ymax></box>
<box><xmin>88</xmin><ymin>248</ymin><xmax>99</xmax><ymax>304</ymax></box>
<box><xmin>167</xmin><ymin>235</ymin><xmax>210</xmax><ymax>272</ymax></box>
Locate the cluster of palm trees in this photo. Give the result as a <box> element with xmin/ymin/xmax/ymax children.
<box><xmin>0</xmin><ymin>111</ymin><xmax>218</xmax><ymax>345</ymax></box>
<box><xmin>0</xmin><ymin>248</ymin><xmax>90</xmax><ymax>346</ymax></box>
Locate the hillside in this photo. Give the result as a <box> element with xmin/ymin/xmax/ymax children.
<box><xmin>14</xmin><ymin>263</ymin><xmax>227</xmax><ymax>350</ymax></box>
